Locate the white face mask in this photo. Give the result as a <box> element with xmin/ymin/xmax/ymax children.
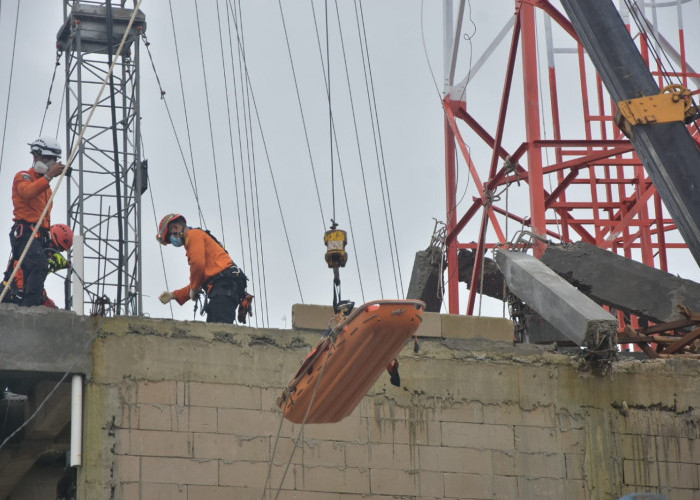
<box><xmin>33</xmin><ymin>158</ymin><xmax>55</xmax><ymax>175</ymax></box>
<box><xmin>33</xmin><ymin>161</ymin><xmax>48</xmax><ymax>175</ymax></box>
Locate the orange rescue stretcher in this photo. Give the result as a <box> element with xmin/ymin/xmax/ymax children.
<box><xmin>277</xmin><ymin>299</ymin><xmax>425</xmax><ymax>424</ymax></box>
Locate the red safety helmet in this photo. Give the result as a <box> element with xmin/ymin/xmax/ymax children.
<box><xmin>50</xmin><ymin>224</ymin><xmax>73</xmax><ymax>251</ymax></box>
<box><xmin>156</xmin><ymin>213</ymin><xmax>186</xmax><ymax>245</ymax></box>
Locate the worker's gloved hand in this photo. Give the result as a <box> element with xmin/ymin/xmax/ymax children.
<box><xmin>189</xmin><ymin>288</ymin><xmax>198</xmax><ymax>301</ymax></box>
<box><xmin>46</xmin><ymin>162</ymin><xmax>65</xmax><ymax>180</ymax></box>
<box><xmin>47</xmin><ymin>252</ymin><xmax>69</xmax><ymax>273</ymax></box>
<box><xmin>159</xmin><ymin>291</ymin><xmax>175</xmax><ymax>304</ymax></box>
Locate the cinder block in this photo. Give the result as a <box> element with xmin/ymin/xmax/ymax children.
<box><xmin>344</xmin><ymin>443</ymin><xmax>369</xmax><ymax>468</ymax></box>
<box><xmin>441</xmin><ymin>314</ymin><xmax>513</xmax><ymax>341</ymax></box>
<box><xmin>219</xmin><ymin>461</ymin><xmax>294</xmax><ymax>490</ymax></box>
<box><xmin>418</xmin><ymin>446</ymin><xmax>492</xmax><ymax>474</ymax></box>
<box><xmin>367</xmin><ymin>416</ymin><xmax>440</xmax><ymax>446</ymax></box>
<box><xmin>622</xmin><ymin>434</ymin><xmax>658</xmax><ymax>461</ymax></box>
<box><xmin>565</xmin><ymin>453</ymin><xmax>585</xmax><ymax>480</ymax></box>
<box><xmin>141</xmin><ymin>457</ymin><xmax>218</xmax><ymax>485</ymax></box>
<box><xmin>127</xmin><ymin>429</ymin><xmax>191</xmax><ymax>458</ymax></box>
<box><xmin>140</xmin><ymin>482</ymin><xmax>187</xmax><ymax>500</ymax></box>
<box><xmin>194</xmin><ymin>433</ymin><xmax>269</xmax><ymax>462</ymax></box>
<box><xmin>189</xmin><ymin>382</ymin><xmax>261</xmax><ymax>410</ymax></box>
<box><xmin>137</xmin><ymin>404</ymin><xmax>172</xmax><ymax>431</ymax></box>
<box><xmin>116</xmin><ymin>482</ymin><xmax>138</xmax><ymax>500</ymax></box>
<box><xmin>437</xmin><ymin>402</ymin><xmax>484</xmax><ymax>424</ymax></box>
<box><xmin>187</xmin><ymin>485</ymin><xmax>261</xmax><ymax>500</ymax></box>
<box><xmin>137</xmin><ymin>381</ymin><xmax>177</xmax><ymax>405</ymax></box>
<box><xmin>296</xmin><ymin>465</ymin><xmax>369</xmax><ymax>494</ymax></box>
<box><xmin>367</xmin><ymin>443</ymin><xmax>417</xmax><ymax>469</ymax></box>
<box><xmin>513</xmin><ymin>426</ymin><xmax>559</xmax><ymax>454</ymax></box>
<box><xmin>275</xmin><ymin>490</ymin><xmax>341</xmax><ymax>500</ymax></box>
<box><xmin>275</xmin><ymin>438</ymin><xmax>346</xmax><ymax>467</ymax></box>
<box><xmin>444</xmin><ymin>472</ymin><xmax>492</xmax><ymax>499</ymax></box>
<box><xmin>656</xmin><ymin>435</ymin><xmax>700</xmax><ymax>463</ymax></box>
<box><xmin>440</xmin><ymin>422</ymin><xmax>513</xmax><ymax>450</ymax></box>
<box><xmin>292</xmin><ymin>304</ymin><xmax>335</xmax><ymax>331</ymax></box>
<box><xmin>493</xmin><ymin>451</ymin><xmax>565</xmax><ymax>478</ymax></box>
<box><xmin>483</xmin><ymin>403</ymin><xmax>555</xmax><ymax>428</ymax></box>
<box><xmin>492</xmin><ymin>475</ymin><xmax>518</xmax><ymax>499</ymax></box>
<box><xmin>172</xmin><ymin>405</ymin><xmax>189</xmax><ymax>432</ymax></box>
<box><xmin>369</xmin><ymin>468</ymin><xmax>419</xmax><ymax>496</ymax></box>
<box><xmin>294</xmin><ymin>415</ymin><xmax>368</xmax><ymax>443</ymax></box>
<box><xmin>657</xmin><ymin>461</ymin><xmax>699</xmax><ymax>490</ymax></box>
<box><xmin>116</xmin><ymin>455</ymin><xmax>139</xmax><ymax>482</ymax></box>
<box><xmin>516</xmin><ymin>477</ymin><xmax>568</xmax><ymax>499</ymax></box>
<box><xmin>419</xmin><ymin>470</ymin><xmax>444</xmax><ymax>498</ymax></box>
<box><xmin>415</xmin><ymin>311</ymin><xmax>441</xmax><ymax>338</ymax></box>
<box><xmin>188</xmin><ymin>406</ymin><xmax>217</xmax><ymax>433</ymax></box>
<box><xmin>218</xmin><ymin>408</ymin><xmax>281</xmax><ymax>437</ymax></box>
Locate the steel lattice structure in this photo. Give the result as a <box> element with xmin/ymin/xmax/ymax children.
<box><xmin>59</xmin><ymin>0</ymin><xmax>146</xmax><ymax>315</ymax></box>
<box><xmin>443</xmin><ymin>0</ymin><xmax>700</xmax><ymax>320</ymax></box>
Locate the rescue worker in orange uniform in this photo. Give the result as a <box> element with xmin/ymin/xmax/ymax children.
<box><xmin>2</xmin><ymin>223</ymin><xmax>73</xmax><ymax>308</ymax></box>
<box><xmin>9</xmin><ymin>138</ymin><xmax>66</xmax><ymax>306</ymax></box>
<box><xmin>156</xmin><ymin>214</ymin><xmax>253</xmax><ymax>324</ymax></box>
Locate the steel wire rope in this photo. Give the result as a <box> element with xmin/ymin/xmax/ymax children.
<box><xmin>141</xmin><ymin>33</ymin><xmax>207</xmax><ymax>228</ymax></box>
<box><xmin>226</xmin><ymin>1</ymin><xmax>267</xmax><ymax>322</ymax></box>
<box><xmin>167</xmin><ymin>0</ymin><xmax>204</xmax><ymax>228</ymax></box>
<box><xmin>276</xmin><ymin>0</ymin><xmax>327</xmax><ymax>232</ymax></box>
<box><xmin>217</xmin><ymin>0</ymin><xmax>247</xmax><ymax>285</ymax></box>
<box><xmin>230</xmin><ymin>3</ymin><xmax>266</xmax><ymax>327</ymax></box>
<box><xmin>0</xmin><ymin>0</ymin><xmax>20</xmax><ymax>177</ymax></box>
<box><xmin>354</xmin><ymin>0</ymin><xmax>403</xmax><ymax>298</ymax></box>
<box><xmin>309</xmin><ymin>0</ymin><xmax>366</xmax><ymax>302</ymax></box>
<box><xmin>226</xmin><ymin>0</ymin><xmax>262</xmax><ymax>324</ymax></box>
<box><xmin>39</xmin><ymin>52</ymin><xmax>62</xmax><ymax>136</ymax></box>
<box><xmin>331</xmin><ymin>0</ymin><xmax>385</xmax><ymax>298</ymax></box>
<box><xmin>140</xmin><ymin>135</ymin><xmax>175</xmax><ymax>319</ymax></box>
<box><xmin>227</xmin><ymin>0</ymin><xmax>304</xmax><ymax>304</ymax></box>
<box><xmin>193</xmin><ymin>0</ymin><xmax>227</xmax><ymax>245</ymax></box>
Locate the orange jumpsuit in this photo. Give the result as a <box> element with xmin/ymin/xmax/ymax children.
<box><xmin>173</xmin><ymin>228</ymin><xmax>233</xmax><ymax>305</ymax></box>
<box><xmin>12</xmin><ymin>168</ymin><xmax>52</xmax><ymax>228</ymax></box>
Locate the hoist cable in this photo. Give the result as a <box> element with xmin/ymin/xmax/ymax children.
<box><xmin>194</xmin><ymin>0</ymin><xmax>227</xmax><ymax>245</ymax></box>
<box><xmin>309</xmin><ymin>1</ymin><xmax>366</xmax><ymax>301</ymax></box>
<box><xmin>354</xmin><ymin>0</ymin><xmax>403</xmax><ymax>297</ymax></box>
<box><xmin>326</xmin><ymin>0</ymin><xmax>335</xmax><ymax>223</ymax></box>
<box><xmin>0</xmin><ymin>0</ymin><xmax>20</xmax><ymax>177</ymax></box>
<box><xmin>276</xmin><ymin>0</ymin><xmax>327</xmax><ymax>231</ymax></box>
<box><xmin>227</xmin><ymin>0</ymin><xmax>304</xmax><ymax>304</ymax></box>
<box><xmin>227</xmin><ymin>1</ymin><xmax>262</xmax><ymax>324</ymax></box>
<box><xmin>331</xmin><ymin>0</ymin><xmax>385</xmax><ymax>296</ymax></box>
<box><xmin>39</xmin><ymin>52</ymin><xmax>62</xmax><ymax>137</ymax></box>
<box><xmin>218</xmin><ymin>0</ymin><xmax>248</xmax><ymax>283</ymax></box>
<box><xmin>141</xmin><ymin>33</ymin><xmax>207</xmax><ymax>229</ymax></box>
<box><xmin>167</xmin><ymin>0</ymin><xmax>204</xmax><ymax>228</ymax></box>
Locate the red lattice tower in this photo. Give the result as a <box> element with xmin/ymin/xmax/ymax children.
<box><xmin>443</xmin><ymin>1</ymin><xmax>700</xmax><ymax>318</ymax></box>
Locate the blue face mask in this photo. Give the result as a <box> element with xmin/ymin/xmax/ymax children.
<box><xmin>170</xmin><ymin>235</ymin><xmax>184</xmax><ymax>247</ymax></box>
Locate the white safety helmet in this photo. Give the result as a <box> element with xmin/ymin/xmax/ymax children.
<box><xmin>28</xmin><ymin>137</ymin><xmax>62</xmax><ymax>158</ymax></box>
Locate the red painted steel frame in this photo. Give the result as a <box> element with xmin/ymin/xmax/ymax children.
<box><xmin>444</xmin><ymin>1</ymin><xmax>695</xmax><ymax>315</ymax></box>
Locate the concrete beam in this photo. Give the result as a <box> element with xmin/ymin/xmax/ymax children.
<box><xmin>541</xmin><ymin>241</ymin><xmax>700</xmax><ymax>324</ymax></box>
<box><xmin>494</xmin><ymin>249</ymin><xmax>618</xmax><ymax>349</ymax></box>
<box><xmin>406</xmin><ymin>247</ymin><xmax>443</xmax><ymax>312</ymax></box>
<box><xmin>0</xmin><ymin>304</ymin><xmax>94</xmax><ymax>374</ymax></box>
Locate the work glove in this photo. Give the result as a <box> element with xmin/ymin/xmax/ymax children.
<box><xmin>48</xmin><ymin>252</ymin><xmax>69</xmax><ymax>273</ymax></box>
<box><xmin>237</xmin><ymin>294</ymin><xmax>254</xmax><ymax>324</ymax></box>
<box><xmin>159</xmin><ymin>291</ymin><xmax>175</xmax><ymax>304</ymax></box>
<box><xmin>189</xmin><ymin>288</ymin><xmax>198</xmax><ymax>301</ymax></box>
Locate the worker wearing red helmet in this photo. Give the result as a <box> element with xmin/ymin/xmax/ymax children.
<box><xmin>2</xmin><ymin>223</ymin><xmax>73</xmax><ymax>308</ymax></box>
<box><xmin>9</xmin><ymin>137</ymin><xmax>66</xmax><ymax>306</ymax></box>
<box><xmin>156</xmin><ymin>214</ymin><xmax>253</xmax><ymax>324</ymax></box>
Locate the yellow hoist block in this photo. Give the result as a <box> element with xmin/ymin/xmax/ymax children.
<box><xmin>615</xmin><ymin>84</ymin><xmax>698</xmax><ymax>137</ymax></box>
<box><xmin>324</xmin><ymin>227</ymin><xmax>348</xmax><ymax>269</ymax></box>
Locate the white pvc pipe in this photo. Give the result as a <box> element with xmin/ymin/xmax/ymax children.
<box><xmin>73</xmin><ymin>234</ymin><xmax>84</xmax><ymax>315</ymax></box>
<box><xmin>70</xmin><ymin>374</ymin><xmax>83</xmax><ymax>467</ymax></box>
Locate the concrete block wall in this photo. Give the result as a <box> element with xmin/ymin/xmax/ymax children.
<box><xmin>77</xmin><ymin>307</ymin><xmax>700</xmax><ymax>500</ymax></box>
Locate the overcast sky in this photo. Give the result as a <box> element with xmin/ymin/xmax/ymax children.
<box><xmin>1</xmin><ymin>0</ymin><xmax>698</xmax><ymax>327</ymax></box>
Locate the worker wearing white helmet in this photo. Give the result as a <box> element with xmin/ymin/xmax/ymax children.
<box><xmin>7</xmin><ymin>137</ymin><xmax>66</xmax><ymax>306</ymax></box>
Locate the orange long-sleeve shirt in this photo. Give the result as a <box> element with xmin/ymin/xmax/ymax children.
<box><xmin>173</xmin><ymin>228</ymin><xmax>233</xmax><ymax>305</ymax></box>
<box><xmin>12</xmin><ymin>168</ymin><xmax>52</xmax><ymax>228</ymax></box>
